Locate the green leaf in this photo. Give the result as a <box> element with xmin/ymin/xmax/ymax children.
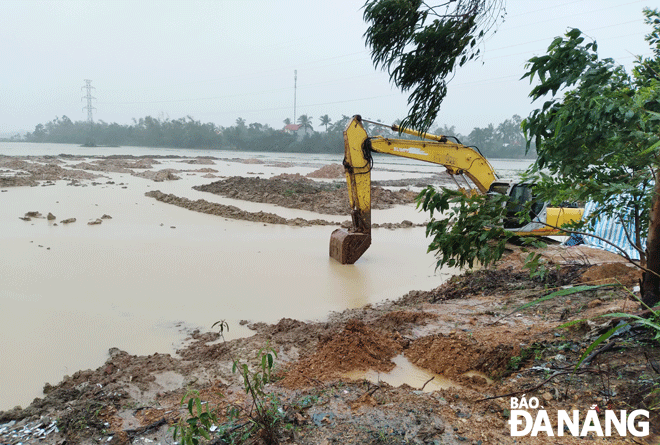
<box><xmin>511</xmin><ymin>285</ymin><xmax>614</xmax><ymax>314</ymax></box>
<box><xmin>576</xmin><ymin>322</ymin><xmax>629</xmax><ymax>370</ymax></box>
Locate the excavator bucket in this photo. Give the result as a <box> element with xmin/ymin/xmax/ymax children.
<box><xmin>329</xmin><ymin>229</ymin><xmax>371</xmax><ymax>265</ymax></box>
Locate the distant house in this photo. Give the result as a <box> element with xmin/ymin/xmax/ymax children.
<box><xmin>283</xmin><ymin>124</ymin><xmax>301</xmax><ymax>134</ymax></box>
<box><xmin>283</xmin><ymin>123</ymin><xmax>313</xmax><ymax>139</ymax></box>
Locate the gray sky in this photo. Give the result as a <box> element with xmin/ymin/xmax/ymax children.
<box><xmin>0</xmin><ymin>0</ymin><xmax>654</xmax><ymax>136</ymax></box>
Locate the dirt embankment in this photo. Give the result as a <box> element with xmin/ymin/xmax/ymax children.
<box><xmin>2</xmin><ymin>246</ymin><xmax>657</xmax><ymax>445</ymax></box>
<box><xmin>144</xmin><ymin>190</ymin><xmax>338</xmax><ymax>227</ymax></box>
<box><xmin>192</xmin><ymin>175</ymin><xmax>419</xmax><ymax>215</ymax></box>
<box><xmin>147</xmin><ymin>173</ymin><xmax>426</xmax><ymax>228</ymax></box>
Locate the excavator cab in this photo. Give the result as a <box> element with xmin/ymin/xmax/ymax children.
<box><xmin>488</xmin><ymin>181</ymin><xmax>581</xmax><ymax>234</ymax></box>
<box><xmin>501</xmin><ymin>183</ymin><xmax>545</xmax><ymax>229</ymax></box>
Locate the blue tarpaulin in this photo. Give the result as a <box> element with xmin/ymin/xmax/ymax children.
<box><xmin>579</xmin><ymin>201</ymin><xmax>646</xmax><ymax>260</ymax></box>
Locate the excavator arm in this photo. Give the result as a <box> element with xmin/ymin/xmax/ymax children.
<box><xmin>330</xmin><ymin>115</ymin><xmax>498</xmax><ymax>264</ymax></box>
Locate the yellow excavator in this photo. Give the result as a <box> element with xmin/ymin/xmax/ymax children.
<box><xmin>329</xmin><ymin>115</ymin><xmax>583</xmax><ymax>264</ymax></box>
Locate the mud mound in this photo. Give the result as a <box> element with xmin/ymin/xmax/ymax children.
<box><xmin>406</xmin><ymin>333</ymin><xmax>519</xmax><ymax>379</ymax></box>
<box><xmin>73</xmin><ymin>158</ymin><xmax>159</xmax><ymax>173</ymax></box>
<box><xmin>0</xmin><ymin>157</ymin><xmax>101</xmax><ymax>185</ymax></box>
<box><xmin>145</xmin><ymin>190</ymin><xmax>337</xmax><ymax>226</ymax></box>
<box><xmin>306</xmin><ymin>163</ymin><xmax>344</xmax><ymax>178</ymax></box>
<box><xmin>373</xmin><ymin>310</ymin><xmax>436</xmax><ymax>335</ymax></box>
<box><xmin>133</xmin><ymin>169</ymin><xmax>180</xmax><ymax>182</ymax></box>
<box><xmin>185</xmin><ymin>157</ymin><xmax>215</xmax><ymax>165</ymax></box>
<box><xmin>193</xmin><ymin>176</ymin><xmax>418</xmax><ymax>215</ymax></box>
<box><xmin>580</xmin><ymin>262</ymin><xmax>641</xmax><ymax>287</ymax></box>
<box><xmin>241</xmin><ymin>158</ymin><xmax>264</xmax><ymax>164</ymax></box>
<box><xmin>271</xmin><ymin>172</ymin><xmax>313</xmax><ymax>182</ymax></box>
<box><xmin>282</xmin><ymin>320</ymin><xmax>403</xmax><ymax>388</ymax></box>
<box><xmin>421</xmin><ymin>266</ymin><xmax>588</xmax><ymax>303</ymax></box>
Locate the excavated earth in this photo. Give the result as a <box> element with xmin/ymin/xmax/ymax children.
<box><xmin>1</xmin><ymin>155</ymin><xmax>659</xmax><ymax>444</ymax></box>
<box><xmin>192</xmin><ymin>175</ymin><xmax>419</xmax><ymax>216</ymax></box>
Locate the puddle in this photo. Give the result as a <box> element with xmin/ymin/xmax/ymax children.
<box><xmin>344</xmin><ymin>355</ymin><xmax>494</xmax><ymax>392</ymax></box>
<box><xmin>343</xmin><ymin>354</ymin><xmax>457</xmax><ymax>392</ymax></box>
<box><xmin>463</xmin><ymin>370</ymin><xmax>494</xmax><ymax>385</ymax></box>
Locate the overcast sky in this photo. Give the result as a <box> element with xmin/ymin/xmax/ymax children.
<box><xmin>0</xmin><ymin>0</ymin><xmax>655</xmax><ymax>136</ymax></box>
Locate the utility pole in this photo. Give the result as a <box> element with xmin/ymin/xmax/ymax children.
<box><xmin>293</xmin><ymin>70</ymin><xmax>297</xmax><ymax>124</ymax></box>
<box><xmin>81</xmin><ymin>79</ymin><xmax>96</xmax><ymax>123</ymax></box>
<box><xmin>81</xmin><ymin>80</ymin><xmax>96</xmax><ymax>146</ymax></box>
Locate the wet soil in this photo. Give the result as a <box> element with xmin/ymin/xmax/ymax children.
<box><xmin>192</xmin><ymin>175</ymin><xmax>419</xmax><ymax>216</ymax></box>
<box><xmin>2</xmin><ymin>244</ymin><xmax>658</xmax><ymax>445</ymax></box>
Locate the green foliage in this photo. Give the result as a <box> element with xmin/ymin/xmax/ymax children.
<box><xmin>319</xmin><ymin>114</ymin><xmax>332</xmax><ymax>131</ymax></box>
<box><xmin>172</xmin><ymin>320</ymin><xmax>289</xmax><ymax>445</ymax></box>
<box><xmin>465</xmin><ymin>115</ymin><xmax>535</xmax><ymax>158</ymax></box>
<box><xmin>553</xmin><ymin>286</ymin><xmax>660</xmax><ymax>371</ymax></box>
<box><xmin>363</xmin><ymin>0</ymin><xmax>504</xmax><ymax>134</ymax></box>
<box><xmin>222</xmin><ymin>344</ymin><xmax>286</xmax><ymax>445</ymax></box>
<box><xmin>297</xmin><ymin>114</ymin><xmax>314</xmax><ymax>132</ymax></box>
<box><xmin>521</xmin><ymin>10</ymin><xmax>660</xmax><ymax>261</ymax></box>
<box><xmin>507</xmin><ymin>345</ymin><xmax>544</xmax><ymax>373</ymax></box>
<box><xmin>21</xmin><ymin>112</ymin><xmax>537</xmax><ymax>159</ymax></box>
<box><xmin>22</xmin><ymin>115</ymin><xmax>342</xmax><ymax>153</ymax></box>
<box><xmin>521</xmin><ymin>251</ymin><xmax>550</xmax><ymax>281</ymax></box>
<box><xmin>172</xmin><ymin>390</ymin><xmax>220</xmax><ymax>445</ymax></box>
<box><xmin>520</xmin><ymin>8</ymin><xmax>660</xmax><ymax>308</ymax></box>
<box><xmin>416</xmin><ymin>185</ymin><xmax>515</xmax><ymax>270</ymax></box>
<box><xmin>503</xmin><ymin>285</ymin><xmax>615</xmax><ymax>321</ymax></box>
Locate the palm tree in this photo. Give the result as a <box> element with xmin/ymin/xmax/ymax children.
<box><xmin>283</xmin><ymin>118</ymin><xmax>291</xmax><ymax>126</ymax></box>
<box><xmin>297</xmin><ymin>115</ymin><xmax>313</xmax><ymax>133</ymax></box>
<box><xmin>319</xmin><ymin>114</ymin><xmax>332</xmax><ymax>131</ymax></box>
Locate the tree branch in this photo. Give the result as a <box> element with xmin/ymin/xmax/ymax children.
<box><xmin>617</xmin><ymin>213</ymin><xmax>645</xmax><ymax>257</ymax></box>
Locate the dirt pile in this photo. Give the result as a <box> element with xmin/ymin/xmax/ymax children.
<box><xmin>241</xmin><ymin>158</ymin><xmax>264</xmax><ymax>164</ymax></box>
<box><xmin>133</xmin><ymin>169</ymin><xmax>181</xmax><ymax>182</ymax></box>
<box><xmin>73</xmin><ymin>157</ymin><xmax>159</xmax><ymax>173</ymax></box>
<box><xmin>406</xmin><ymin>333</ymin><xmax>519</xmax><ymax>379</ymax></box>
<box><xmin>0</xmin><ymin>156</ymin><xmax>101</xmax><ymax>186</ymax></box>
<box><xmin>413</xmin><ymin>265</ymin><xmax>589</xmax><ymax>303</ymax></box>
<box><xmin>145</xmin><ymin>190</ymin><xmax>337</xmax><ymax>226</ymax></box>
<box><xmin>580</xmin><ymin>262</ymin><xmax>641</xmax><ymax>287</ymax></box>
<box><xmin>193</xmin><ymin>176</ymin><xmax>418</xmax><ymax>215</ymax></box>
<box><xmin>306</xmin><ymin>163</ymin><xmax>344</xmax><ymax>178</ymax></box>
<box><xmin>282</xmin><ymin>320</ymin><xmax>403</xmax><ymax>387</ymax></box>
<box><xmin>184</xmin><ymin>157</ymin><xmax>215</xmax><ymax>165</ymax></box>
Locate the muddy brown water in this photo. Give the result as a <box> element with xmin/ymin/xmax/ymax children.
<box><xmin>0</xmin><ymin>170</ymin><xmax>456</xmax><ymax>410</ymax></box>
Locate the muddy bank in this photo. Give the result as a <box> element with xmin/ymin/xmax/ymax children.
<box><xmin>2</xmin><ymin>246</ymin><xmax>657</xmax><ymax>444</ymax></box>
<box><xmin>192</xmin><ymin>175</ymin><xmax>420</xmax><ymax>215</ymax></box>
<box><xmin>145</xmin><ymin>188</ymin><xmax>425</xmax><ymax>229</ymax></box>
<box><xmin>145</xmin><ymin>190</ymin><xmax>338</xmax><ymax>227</ymax></box>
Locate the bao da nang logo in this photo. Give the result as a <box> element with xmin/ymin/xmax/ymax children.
<box><xmin>508</xmin><ymin>395</ymin><xmax>649</xmax><ymax>437</ymax></box>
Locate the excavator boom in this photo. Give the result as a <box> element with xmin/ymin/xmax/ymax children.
<box><xmin>329</xmin><ymin>117</ymin><xmax>372</xmax><ymax>264</ymax></box>
<box><xmin>330</xmin><ymin>115</ymin><xmax>497</xmax><ymax>264</ymax></box>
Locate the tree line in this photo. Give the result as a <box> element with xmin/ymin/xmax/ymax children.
<box><xmin>12</xmin><ymin>113</ymin><xmax>534</xmax><ymax>159</ymax></box>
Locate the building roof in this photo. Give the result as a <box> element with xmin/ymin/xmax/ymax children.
<box><xmin>284</xmin><ymin>124</ymin><xmax>301</xmax><ymax>131</ymax></box>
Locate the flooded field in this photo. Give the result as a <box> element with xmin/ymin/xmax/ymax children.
<box><xmin>0</xmin><ymin>145</ymin><xmax>485</xmax><ymax>409</ymax></box>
